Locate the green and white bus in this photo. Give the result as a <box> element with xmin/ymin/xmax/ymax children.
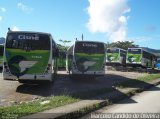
<box><xmin>3</xmin><ymin>31</ymin><xmax>58</xmax><ymax>83</ymax></box>
<box><xmin>66</xmin><ymin>41</ymin><xmax>106</xmax><ymax>79</ymax></box>
<box><xmin>126</xmin><ymin>48</ymin><xmax>156</xmax><ymax>68</ymax></box>
<box><xmin>0</xmin><ymin>44</ymin><xmax>4</xmax><ymax>68</ymax></box>
<box><xmin>106</xmin><ymin>48</ymin><xmax>126</xmax><ymax>66</ymax></box>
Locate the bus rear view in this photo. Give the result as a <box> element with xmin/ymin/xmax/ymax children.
<box><xmin>126</xmin><ymin>48</ymin><xmax>142</xmax><ymax>67</ymax></box>
<box><xmin>66</xmin><ymin>41</ymin><xmax>106</xmax><ymax>79</ymax></box>
<box><xmin>106</xmin><ymin>48</ymin><xmax>126</xmax><ymax>66</ymax></box>
<box><xmin>3</xmin><ymin>31</ymin><xmax>56</xmax><ymax>83</ymax></box>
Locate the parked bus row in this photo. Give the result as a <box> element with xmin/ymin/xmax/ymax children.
<box><xmin>1</xmin><ymin>30</ymin><xmax>160</xmax><ymax>84</ymax></box>
<box><xmin>2</xmin><ymin>30</ymin><xmax>106</xmax><ymax>83</ymax></box>
<box><xmin>106</xmin><ymin>47</ymin><xmax>160</xmax><ymax>69</ymax></box>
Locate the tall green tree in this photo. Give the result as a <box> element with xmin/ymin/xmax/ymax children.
<box><xmin>106</xmin><ymin>41</ymin><xmax>139</xmax><ymax>50</ymax></box>
<box><xmin>58</xmin><ymin>39</ymin><xmax>71</xmax><ymax>52</ymax></box>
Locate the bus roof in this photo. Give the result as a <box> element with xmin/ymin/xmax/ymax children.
<box><xmin>107</xmin><ymin>47</ymin><xmax>126</xmax><ymax>51</ymax></box>
<box><xmin>7</xmin><ymin>31</ymin><xmax>52</xmax><ymax>36</ymax></box>
<box><xmin>128</xmin><ymin>47</ymin><xmax>142</xmax><ymax>50</ymax></box>
<box><xmin>67</xmin><ymin>40</ymin><xmax>105</xmax><ymax>51</ymax></box>
<box><xmin>75</xmin><ymin>40</ymin><xmax>104</xmax><ymax>44</ymax></box>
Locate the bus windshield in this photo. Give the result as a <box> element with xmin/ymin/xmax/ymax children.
<box><xmin>128</xmin><ymin>49</ymin><xmax>141</xmax><ymax>54</ymax></box>
<box><xmin>6</xmin><ymin>33</ymin><xmax>50</xmax><ymax>51</ymax></box>
<box><xmin>75</xmin><ymin>42</ymin><xmax>105</xmax><ymax>54</ymax></box>
<box><xmin>107</xmin><ymin>48</ymin><xmax>119</xmax><ymax>53</ymax></box>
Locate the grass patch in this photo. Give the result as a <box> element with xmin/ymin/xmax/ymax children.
<box><xmin>137</xmin><ymin>74</ymin><xmax>160</xmax><ymax>82</ymax></box>
<box><xmin>0</xmin><ymin>87</ymin><xmax>114</xmax><ymax>119</ymax></box>
<box><xmin>116</xmin><ymin>73</ymin><xmax>160</xmax><ymax>89</ymax></box>
<box><xmin>0</xmin><ymin>96</ymin><xmax>79</xmax><ymax>118</ymax></box>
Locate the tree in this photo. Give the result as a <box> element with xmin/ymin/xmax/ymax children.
<box><xmin>106</xmin><ymin>41</ymin><xmax>139</xmax><ymax>50</ymax></box>
<box><xmin>58</xmin><ymin>39</ymin><xmax>71</xmax><ymax>52</ymax></box>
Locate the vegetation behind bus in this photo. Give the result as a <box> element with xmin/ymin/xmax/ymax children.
<box><xmin>57</xmin><ymin>51</ymin><xmax>66</xmax><ymax>68</ymax></box>
<box><xmin>106</xmin><ymin>41</ymin><xmax>139</xmax><ymax>50</ymax></box>
<box><xmin>57</xmin><ymin>40</ymin><xmax>71</xmax><ymax>68</ymax></box>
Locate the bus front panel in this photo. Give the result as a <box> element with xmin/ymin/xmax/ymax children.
<box><xmin>126</xmin><ymin>48</ymin><xmax>142</xmax><ymax>65</ymax></box>
<box><xmin>106</xmin><ymin>48</ymin><xmax>120</xmax><ymax>64</ymax></box>
<box><xmin>73</xmin><ymin>42</ymin><xmax>105</xmax><ymax>75</ymax></box>
<box><xmin>4</xmin><ymin>32</ymin><xmax>51</xmax><ymax>80</ymax></box>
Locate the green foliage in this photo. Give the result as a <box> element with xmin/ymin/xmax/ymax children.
<box><xmin>116</xmin><ymin>73</ymin><xmax>160</xmax><ymax>88</ymax></box>
<box><xmin>57</xmin><ymin>43</ymin><xmax>68</xmax><ymax>52</ymax></box>
<box><xmin>137</xmin><ymin>74</ymin><xmax>160</xmax><ymax>81</ymax></box>
<box><xmin>58</xmin><ymin>39</ymin><xmax>71</xmax><ymax>52</ymax></box>
<box><xmin>106</xmin><ymin>41</ymin><xmax>139</xmax><ymax>50</ymax></box>
<box><xmin>0</xmin><ymin>96</ymin><xmax>79</xmax><ymax>118</ymax></box>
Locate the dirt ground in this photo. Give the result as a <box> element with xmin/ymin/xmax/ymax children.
<box><xmin>0</xmin><ymin>68</ymin><xmax>147</xmax><ymax>107</ymax></box>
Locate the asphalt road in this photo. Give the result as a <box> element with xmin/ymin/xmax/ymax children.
<box><xmin>81</xmin><ymin>84</ymin><xmax>160</xmax><ymax>119</ymax></box>
<box><xmin>0</xmin><ymin>69</ymin><xmax>147</xmax><ymax>107</ymax></box>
